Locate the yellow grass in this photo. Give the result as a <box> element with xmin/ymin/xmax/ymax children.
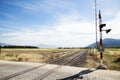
<box><xmin>88</xmin><ymin>48</ymin><xmax>120</xmax><ymax>71</ymax></box>
<box><xmin>0</xmin><ymin>48</ymin><xmax>81</xmax><ymax>62</ymax></box>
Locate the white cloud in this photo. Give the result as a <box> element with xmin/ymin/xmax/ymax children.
<box><xmin>0</xmin><ymin>12</ymin><xmax>17</xmax><ymax>20</ymax></box>
<box><xmin>1</xmin><ymin>0</ymin><xmax>120</xmax><ymax>47</ymax></box>
<box><xmin>8</xmin><ymin>0</ymin><xmax>74</xmax><ymax>14</ymax></box>
<box><xmin>97</xmin><ymin>0</ymin><xmax>120</xmax><ymax>17</ymax></box>
<box><xmin>1</xmin><ymin>12</ymin><xmax>96</xmax><ymax>47</ymax></box>
<box><xmin>103</xmin><ymin>12</ymin><xmax>120</xmax><ymax>38</ymax></box>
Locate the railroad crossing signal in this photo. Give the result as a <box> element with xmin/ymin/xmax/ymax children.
<box><xmin>100</xmin><ymin>24</ymin><xmax>106</xmax><ymax>28</ymax></box>
<box><xmin>98</xmin><ymin>45</ymin><xmax>104</xmax><ymax>52</ymax></box>
<box><xmin>97</xmin><ymin>10</ymin><xmax>111</xmax><ymax>70</ymax></box>
<box><xmin>106</xmin><ymin>29</ymin><xmax>111</xmax><ymax>33</ymax></box>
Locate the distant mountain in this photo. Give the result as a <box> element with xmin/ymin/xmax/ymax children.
<box><xmin>87</xmin><ymin>38</ymin><xmax>120</xmax><ymax>48</ymax></box>
<box><xmin>38</xmin><ymin>44</ymin><xmax>57</xmax><ymax>48</ymax></box>
<box><xmin>0</xmin><ymin>43</ymin><xmax>10</xmax><ymax>46</ymax></box>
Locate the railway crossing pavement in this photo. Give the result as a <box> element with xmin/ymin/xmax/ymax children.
<box><xmin>0</xmin><ymin>60</ymin><xmax>120</xmax><ymax>80</ymax></box>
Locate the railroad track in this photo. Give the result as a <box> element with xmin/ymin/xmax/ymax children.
<box><xmin>33</xmin><ymin>65</ymin><xmax>62</xmax><ymax>80</ymax></box>
<box><xmin>0</xmin><ymin>49</ymin><xmax>88</xmax><ymax>80</ymax></box>
<box><xmin>47</xmin><ymin>50</ymin><xmax>83</xmax><ymax>64</ymax></box>
<box><xmin>0</xmin><ymin>63</ymin><xmax>47</xmax><ymax>80</ymax></box>
<box><xmin>64</xmin><ymin>50</ymin><xmax>87</xmax><ymax>66</ymax></box>
<box><xmin>33</xmin><ymin>49</ymin><xmax>88</xmax><ymax>80</ymax></box>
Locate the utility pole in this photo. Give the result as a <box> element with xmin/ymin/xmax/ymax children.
<box><xmin>94</xmin><ymin>0</ymin><xmax>98</xmax><ymax>49</ymax></box>
<box><xmin>97</xmin><ymin>10</ymin><xmax>111</xmax><ymax>69</ymax></box>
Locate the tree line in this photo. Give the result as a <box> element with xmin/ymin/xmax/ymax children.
<box><xmin>0</xmin><ymin>45</ymin><xmax>38</xmax><ymax>48</ymax></box>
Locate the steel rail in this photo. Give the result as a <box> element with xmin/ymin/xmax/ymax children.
<box><xmin>34</xmin><ymin>50</ymin><xmax>88</xmax><ymax>80</ymax></box>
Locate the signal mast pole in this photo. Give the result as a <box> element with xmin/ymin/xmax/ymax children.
<box><xmin>94</xmin><ymin>0</ymin><xmax>107</xmax><ymax>70</ymax></box>
<box><xmin>97</xmin><ymin>10</ymin><xmax>111</xmax><ymax>69</ymax></box>
<box><xmin>94</xmin><ymin>0</ymin><xmax>111</xmax><ymax>70</ymax></box>
<box><xmin>96</xmin><ymin>10</ymin><xmax>107</xmax><ymax>69</ymax></box>
<box><xmin>98</xmin><ymin>10</ymin><xmax>104</xmax><ymax>66</ymax></box>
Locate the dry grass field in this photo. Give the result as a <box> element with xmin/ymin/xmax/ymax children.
<box><xmin>87</xmin><ymin>48</ymin><xmax>120</xmax><ymax>71</ymax></box>
<box><xmin>104</xmin><ymin>48</ymin><xmax>120</xmax><ymax>70</ymax></box>
<box><xmin>0</xmin><ymin>48</ymin><xmax>81</xmax><ymax>63</ymax></box>
<box><xmin>0</xmin><ymin>48</ymin><xmax>119</xmax><ymax>71</ymax></box>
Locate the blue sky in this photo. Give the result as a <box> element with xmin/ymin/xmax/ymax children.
<box><xmin>0</xmin><ymin>0</ymin><xmax>120</xmax><ymax>47</ymax></box>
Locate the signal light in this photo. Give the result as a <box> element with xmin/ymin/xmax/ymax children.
<box><xmin>100</xmin><ymin>24</ymin><xmax>106</xmax><ymax>28</ymax></box>
<box><xmin>106</xmin><ymin>29</ymin><xmax>111</xmax><ymax>33</ymax></box>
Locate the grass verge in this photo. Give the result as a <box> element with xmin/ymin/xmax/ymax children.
<box><xmin>86</xmin><ymin>48</ymin><xmax>120</xmax><ymax>71</ymax></box>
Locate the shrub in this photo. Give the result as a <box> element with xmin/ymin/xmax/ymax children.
<box><xmin>18</xmin><ymin>57</ymin><xmax>23</xmax><ymax>61</ymax></box>
<box><xmin>5</xmin><ymin>53</ymin><xmax>14</xmax><ymax>57</ymax></box>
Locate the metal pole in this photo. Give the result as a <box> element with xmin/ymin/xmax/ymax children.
<box><xmin>94</xmin><ymin>0</ymin><xmax>98</xmax><ymax>48</ymax></box>
<box><xmin>99</xmin><ymin>10</ymin><xmax>103</xmax><ymax>65</ymax></box>
<box><xmin>97</xmin><ymin>10</ymin><xmax>107</xmax><ymax>69</ymax></box>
